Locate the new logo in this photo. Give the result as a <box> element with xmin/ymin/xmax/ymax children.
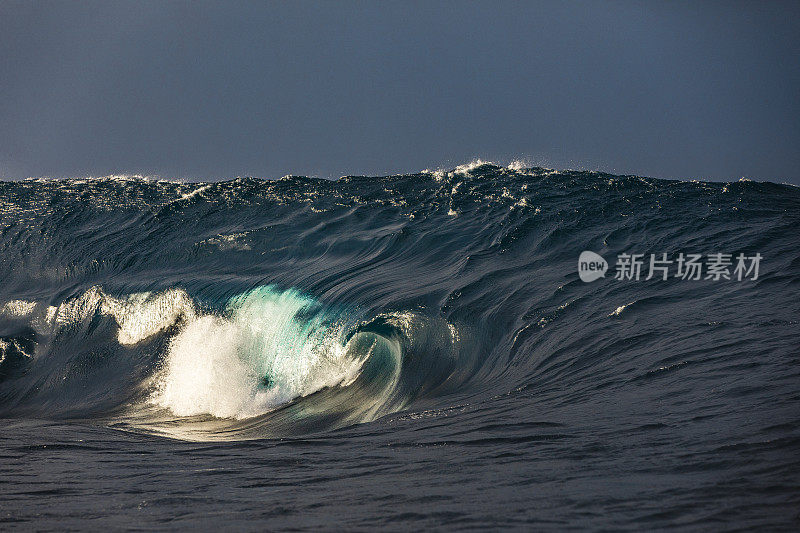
<box><xmin>578</xmin><ymin>251</ymin><xmax>608</xmax><ymax>282</ymax></box>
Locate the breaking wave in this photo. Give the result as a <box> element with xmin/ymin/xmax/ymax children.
<box><xmin>0</xmin><ymin>163</ymin><xmax>797</xmax><ymax>441</ymax></box>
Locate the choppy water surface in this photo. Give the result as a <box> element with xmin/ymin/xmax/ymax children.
<box><xmin>1</xmin><ymin>163</ymin><xmax>798</xmax><ymax>529</ymax></box>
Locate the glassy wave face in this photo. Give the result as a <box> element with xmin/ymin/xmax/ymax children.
<box><xmin>0</xmin><ymin>164</ymin><xmax>798</xmax><ymax>451</ymax></box>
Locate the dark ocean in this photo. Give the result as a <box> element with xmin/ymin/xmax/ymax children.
<box><xmin>1</xmin><ymin>163</ymin><xmax>798</xmax><ymax>530</ymax></box>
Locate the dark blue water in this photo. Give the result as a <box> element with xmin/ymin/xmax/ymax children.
<box><xmin>1</xmin><ymin>163</ymin><xmax>799</xmax><ymax>529</ymax></box>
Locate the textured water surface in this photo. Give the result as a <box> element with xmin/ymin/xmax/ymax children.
<box><xmin>1</xmin><ymin>163</ymin><xmax>799</xmax><ymax>529</ymax></box>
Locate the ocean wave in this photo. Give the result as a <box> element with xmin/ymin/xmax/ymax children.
<box><xmin>0</xmin><ymin>164</ymin><xmax>798</xmax><ymax>443</ymax></box>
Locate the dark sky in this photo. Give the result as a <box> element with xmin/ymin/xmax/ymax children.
<box><xmin>1</xmin><ymin>1</ymin><xmax>799</xmax><ymax>183</ymax></box>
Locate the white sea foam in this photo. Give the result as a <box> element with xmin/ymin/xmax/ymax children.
<box><xmin>609</xmin><ymin>302</ymin><xmax>634</xmax><ymax>317</ymax></box>
<box><xmin>506</xmin><ymin>159</ymin><xmax>531</xmax><ymax>171</ymax></box>
<box><xmin>1</xmin><ymin>286</ymin><xmax>368</xmax><ymax>420</ymax></box>
<box><xmin>0</xmin><ymin>299</ymin><xmax>38</xmax><ymax>318</ymax></box>
<box><xmin>174</xmin><ymin>183</ymin><xmax>211</xmax><ymax>202</ymax></box>
<box><xmin>104</xmin><ymin>289</ymin><xmax>198</xmax><ymax>345</ymax></box>
<box><xmin>0</xmin><ymin>287</ymin><xmax>197</xmax><ymax>345</ymax></box>
<box><xmin>151</xmin><ymin>286</ymin><xmax>364</xmax><ymax>419</ymax></box>
<box><xmin>200</xmin><ymin>232</ymin><xmax>252</xmax><ymax>251</ymax></box>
